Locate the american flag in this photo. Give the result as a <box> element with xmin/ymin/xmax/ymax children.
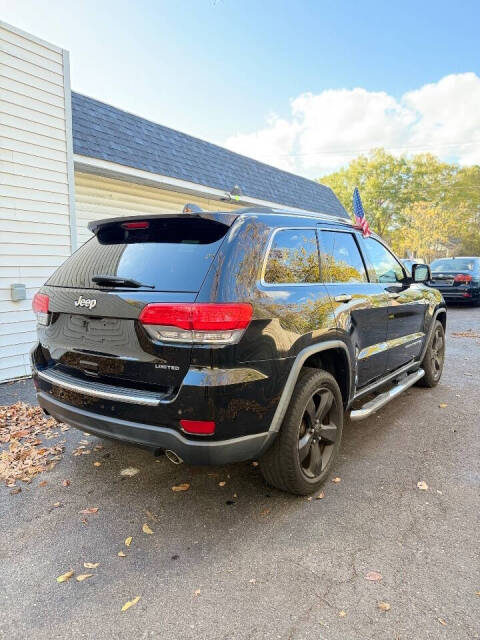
<box><xmin>353</xmin><ymin>187</ymin><xmax>371</xmax><ymax>237</ymax></box>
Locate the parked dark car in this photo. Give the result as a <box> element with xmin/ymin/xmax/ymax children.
<box><xmin>31</xmin><ymin>208</ymin><xmax>446</xmax><ymax>495</ymax></box>
<box><xmin>430</xmin><ymin>257</ymin><xmax>480</xmax><ymax>304</ymax></box>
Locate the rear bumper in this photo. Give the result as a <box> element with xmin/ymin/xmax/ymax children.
<box><xmin>37</xmin><ymin>391</ymin><xmax>275</xmax><ymax>465</ymax></box>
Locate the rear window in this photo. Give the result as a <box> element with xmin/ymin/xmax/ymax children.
<box><xmin>431</xmin><ymin>258</ymin><xmax>477</xmax><ymax>272</ymax></box>
<box><xmin>47</xmin><ymin>217</ymin><xmax>230</xmax><ymax>292</ymax></box>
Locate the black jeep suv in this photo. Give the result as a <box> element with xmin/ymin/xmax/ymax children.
<box><xmin>31</xmin><ymin>208</ymin><xmax>446</xmax><ymax>495</ymax></box>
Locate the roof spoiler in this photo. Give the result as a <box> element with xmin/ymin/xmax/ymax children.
<box><xmin>88</xmin><ymin>212</ymin><xmax>239</xmax><ymax>235</ymax></box>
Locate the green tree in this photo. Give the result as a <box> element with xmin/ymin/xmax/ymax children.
<box><xmin>319</xmin><ymin>149</ymin><xmax>480</xmax><ymax>259</ymax></box>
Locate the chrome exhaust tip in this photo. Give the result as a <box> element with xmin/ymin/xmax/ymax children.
<box><xmin>165</xmin><ymin>449</ymin><xmax>183</xmax><ymax>465</ymax></box>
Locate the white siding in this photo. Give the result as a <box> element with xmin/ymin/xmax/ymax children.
<box><xmin>0</xmin><ymin>23</ymin><xmax>72</xmax><ymax>381</ymax></box>
<box><xmin>75</xmin><ymin>173</ymin><xmax>240</xmax><ymax>245</ymax></box>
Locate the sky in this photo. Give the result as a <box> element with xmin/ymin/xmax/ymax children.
<box><xmin>2</xmin><ymin>0</ymin><xmax>479</xmax><ymax>177</ymax></box>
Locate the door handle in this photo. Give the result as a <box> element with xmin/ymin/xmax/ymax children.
<box><xmin>387</xmin><ymin>292</ymin><xmax>400</xmax><ymax>299</ymax></box>
<box><xmin>334</xmin><ymin>294</ymin><xmax>352</xmax><ymax>303</ymax></box>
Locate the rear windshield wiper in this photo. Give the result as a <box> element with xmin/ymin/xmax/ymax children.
<box><xmin>92</xmin><ymin>275</ymin><xmax>155</xmax><ymax>289</ymax></box>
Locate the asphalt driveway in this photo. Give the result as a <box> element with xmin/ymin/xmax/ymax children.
<box><xmin>0</xmin><ymin>306</ymin><xmax>479</xmax><ymax>640</ymax></box>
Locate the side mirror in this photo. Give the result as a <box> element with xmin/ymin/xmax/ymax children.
<box><xmin>412</xmin><ymin>263</ymin><xmax>431</xmax><ymax>283</ymax></box>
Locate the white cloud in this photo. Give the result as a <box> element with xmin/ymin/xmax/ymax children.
<box><xmin>225</xmin><ymin>73</ymin><xmax>480</xmax><ymax>177</ymax></box>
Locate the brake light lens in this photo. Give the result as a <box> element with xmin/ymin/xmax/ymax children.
<box><xmin>180</xmin><ymin>419</ymin><xmax>216</xmax><ymax>435</ymax></box>
<box><xmin>454</xmin><ymin>274</ymin><xmax>472</xmax><ymax>283</ymax></box>
<box><xmin>121</xmin><ymin>221</ymin><xmax>150</xmax><ymax>229</ymax></box>
<box><xmin>139</xmin><ymin>303</ymin><xmax>253</xmax><ymax>344</ymax></box>
<box><xmin>32</xmin><ymin>293</ymin><xmax>50</xmax><ymax>326</ymax></box>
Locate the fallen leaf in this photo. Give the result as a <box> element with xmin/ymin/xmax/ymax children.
<box><xmin>378</xmin><ymin>601</ymin><xmax>391</xmax><ymax>611</ymax></box>
<box><xmin>121</xmin><ymin>596</ymin><xmax>140</xmax><ymax>612</ymax></box>
<box><xmin>417</xmin><ymin>481</ymin><xmax>429</xmax><ymax>491</ymax></box>
<box><xmin>260</xmin><ymin>508</ymin><xmax>271</xmax><ymax>516</ymax></box>
<box><xmin>438</xmin><ymin>618</ymin><xmax>447</xmax><ymax>626</ymax></box>
<box><xmin>79</xmin><ymin>507</ymin><xmax>98</xmax><ymax>514</ymax></box>
<box><xmin>57</xmin><ymin>570</ymin><xmax>74</xmax><ymax>583</ymax></box>
<box><xmin>251</xmin><ymin>461</ymin><xmax>259</xmax><ymax>467</ymax></box>
<box><xmin>93</xmin><ymin>461</ymin><xmax>101</xmax><ymax>467</ymax></box>
<box><xmin>233</xmin><ymin>493</ymin><xmax>238</xmax><ymax>498</ymax></box>
<box><xmin>249</xmin><ymin>578</ymin><xmax>256</xmax><ymax>584</ymax></box>
<box><xmin>194</xmin><ymin>589</ymin><xmax>201</xmax><ymax>596</ymax></box>
<box><xmin>39</xmin><ymin>480</ymin><xmax>47</xmax><ymax>487</ymax></box>
<box><xmin>62</xmin><ymin>479</ymin><xmax>70</xmax><ymax>487</ymax></box>
<box><xmin>83</xmin><ymin>562</ymin><xmax>99</xmax><ymax>569</ymax></box>
<box><xmin>81</xmin><ymin>518</ymin><xmax>88</xmax><ymax>526</ymax></box>
<box><xmin>218</xmin><ymin>481</ymin><xmax>226</xmax><ymax>487</ymax></box>
<box><xmin>118</xmin><ymin>551</ymin><xmax>126</xmax><ymax>557</ymax></box>
<box><xmin>142</xmin><ymin>523</ymin><xmax>153</xmax><ymax>535</ymax></box>
<box><xmin>316</xmin><ymin>491</ymin><xmax>325</xmax><ymax>500</ymax></box>
<box><xmin>172</xmin><ymin>483</ymin><xmax>190</xmax><ymax>492</ymax></box>
<box><xmin>125</xmin><ymin>536</ymin><xmax>132</xmax><ymax>547</ymax></box>
<box><xmin>76</xmin><ymin>573</ymin><xmax>93</xmax><ymax>582</ymax></box>
<box><xmin>10</xmin><ymin>487</ymin><xmax>21</xmax><ymax>495</ymax></box>
<box><xmin>52</xmin><ymin>501</ymin><xmax>62</xmax><ymax>508</ymax></box>
<box><xmin>365</xmin><ymin>571</ymin><xmax>383</xmax><ymax>581</ymax></box>
<box><xmin>439</xmin><ymin>403</ymin><xmax>448</xmax><ymax>409</ymax></box>
<box><xmin>120</xmin><ymin>467</ymin><xmax>139</xmax><ymax>477</ymax></box>
<box><xmin>339</xmin><ymin>610</ymin><xmax>347</xmax><ymax>617</ymax></box>
<box><xmin>331</xmin><ymin>477</ymin><xmax>341</xmax><ymax>483</ymax></box>
<box><xmin>306</xmin><ymin>496</ymin><xmax>313</xmax><ymax>501</ymax></box>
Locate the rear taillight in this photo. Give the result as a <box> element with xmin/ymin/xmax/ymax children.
<box><xmin>32</xmin><ymin>293</ymin><xmax>50</xmax><ymax>326</ymax></box>
<box><xmin>139</xmin><ymin>303</ymin><xmax>253</xmax><ymax>345</ymax></box>
<box><xmin>454</xmin><ymin>274</ymin><xmax>472</xmax><ymax>283</ymax></box>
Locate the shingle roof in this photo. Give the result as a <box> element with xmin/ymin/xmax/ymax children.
<box><xmin>71</xmin><ymin>92</ymin><xmax>348</xmax><ymax>219</ymax></box>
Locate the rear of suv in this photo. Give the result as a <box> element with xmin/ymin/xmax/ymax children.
<box><xmin>32</xmin><ymin>208</ymin><xmax>446</xmax><ymax>495</ymax></box>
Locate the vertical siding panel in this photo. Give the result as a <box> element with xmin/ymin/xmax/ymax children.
<box><xmin>0</xmin><ymin>23</ymin><xmax>71</xmax><ymax>381</ymax></box>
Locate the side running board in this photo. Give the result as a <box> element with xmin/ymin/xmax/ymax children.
<box><xmin>350</xmin><ymin>368</ymin><xmax>425</xmax><ymax>421</ymax></box>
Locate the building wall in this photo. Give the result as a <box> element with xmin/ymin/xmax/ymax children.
<box><xmin>0</xmin><ymin>22</ymin><xmax>73</xmax><ymax>382</ymax></box>
<box><xmin>75</xmin><ymin>172</ymin><xmax>240</xmax><ymax>245</ymax></box>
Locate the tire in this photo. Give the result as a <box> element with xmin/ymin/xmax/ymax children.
<box><xmin>260</xmin><ymin>368</ymin><xmax>343</xmax><ymax>495</ymax></box>
<box><xmin>416</xmin><ymin>320</ymin><xmax>445</xmax><ymax>388</ymax></box>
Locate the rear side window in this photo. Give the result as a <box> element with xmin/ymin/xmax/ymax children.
<box><xmin>47</xmin><ymin>217</ymin><xmax>229</xmax><ymax>292</ymax></box>
<box><xmin>320</xmin><ymin>231</ymin><xmax>368</xmax><ymax>283</ymax></box>
<box><xmin>263</xmin><ymin>229</ymin><xmax>320</xmax><ymax>284</ymax></box>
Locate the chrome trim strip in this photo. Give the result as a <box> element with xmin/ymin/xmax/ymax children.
<box><xmin>37</xmin><ymin>369</ymin><xmax>165</xmax><ymax>407</ymax></box>
<box><xmin>268</xmin><ymin>340</ymin><xmax>351</xmax><ymax>432</ymax></box>
<box><xmin>350</xmin><ymin>368</ymin><xmax>425</xmax><ymax>421</ymax></box>
<box><xmin>353</xmin><ymin>360</ymin><xmax>420</xmax><ymax>400</ymax></box>
<box><xmin>358</xmin><ymin>332</ymin><xmax>425</xmax><ymax>360</ymax></box>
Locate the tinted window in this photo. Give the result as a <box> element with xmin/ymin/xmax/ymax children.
<box><xmin>320</xmin><ymin>231</ymin><xmax>368</xmax><ymax>283</ymax></box>
<box><xmin>431</xmin><ymin>258</ymin><xmax>478</xmax><ymax>272</ymax></box>
<box><xmin>264</xmin><ymin>229</ymin><xmax>320</xmax><ymax>284</ymax></box>
<box><xmin>362</xmin><ymin>238</ymin><xmax>404</xmax><ymax>283</ymax></box>
<box><xmin>47</xmin><ymin>217</ymin><xmax>229</xmax><ymax>292</ymax></box>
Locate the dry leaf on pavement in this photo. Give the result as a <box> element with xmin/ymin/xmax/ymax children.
<box><xmin>331</xmin><ymin>477</ymin><xmax>341</xmax><ymax>483</ymax></box>
<box><xmin>120</xmin><ymin>467</ymin><xmax>139</xmax><ymax>477</ymax></box>
<box><xmin>93</xmin><ymin>461</ymin><xmax>101</xmax><ymax>467</ymax></box>
<box><xmin>76</xmin><ymin>574</ymin><xmax>93</xmax><ymax>582</ymax></box>
<box><xmin>125</xmin><ymin>536</ymin><xmax>132</xmax><ymax>547</ymax></box>
<box><xmin>438</xmin><ymin>618</ymin><xmax>447</xmax><ymax>626</ymax></box>
<box><xmin>439</xmin><ymin>403</ymin><xmax>448</xmax><ymax>408</ymax></box>
<box><xmin>339</xmin><ymin>610</ymin><xmax>347</xmax><ymax>617</ymax></box>
<box><xmin>365</xmin><ymin>571</ymin><xmax>383</xmax><ymax>581</ymax></box>
<box><xmin>218</xmin><ymin>481</ymin><xmax>226</xmax><ymax>487</ymax></box>
<box><xmin>417</xmin><ymin>481</ymin><xmax>429</xmax><ymax>491</ymax></box>
<box><xmin>378</xmin><ymin>601</ymin><xmax>391</xmax><ymax>611</ymax></box>
<box><xmin>56</xmin><ymin>570</ymin><xmax>74</xmax><ymax>583</ymax></box>
<box><xmin>118</xmin><ymin>551</ymin><xmax>126</xmax><ymax>557</ymax></box>
<box><xmin>142</xmin><ymin>523</ymin><xmax>153</xmax><ymax>535</ymax></box>
<box><xmin>194</xmin><ymin>589</ymin><xmax>201</xmax><ymax>596</ymax></box>
<box><xmin>121</xmin><ymin>596</ymin><xmax>140</xmax><ymax>612</ymax></box>
<box><xmin>79</xmin><ymin>507</ymin><xmax>98</xmax><ymax>514</ymax></box>
<box><xmin>83</xmin><ymin>562</ymin><xmax>99</xmax><ymax>569</ymax></box>
<box><xmin>316</xmin><ymin>491</ymin><xmax>325</xmax><ymax>499</ymax></box>
<box><xmin>172</xmin><ymin>483</ymin><xmax>190</xmax><ymax>492</ymax></box>
<box><xmin>62</xmin><ymin>479</ymin><xmax>70</xmax><ymax>487</ymax></box>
